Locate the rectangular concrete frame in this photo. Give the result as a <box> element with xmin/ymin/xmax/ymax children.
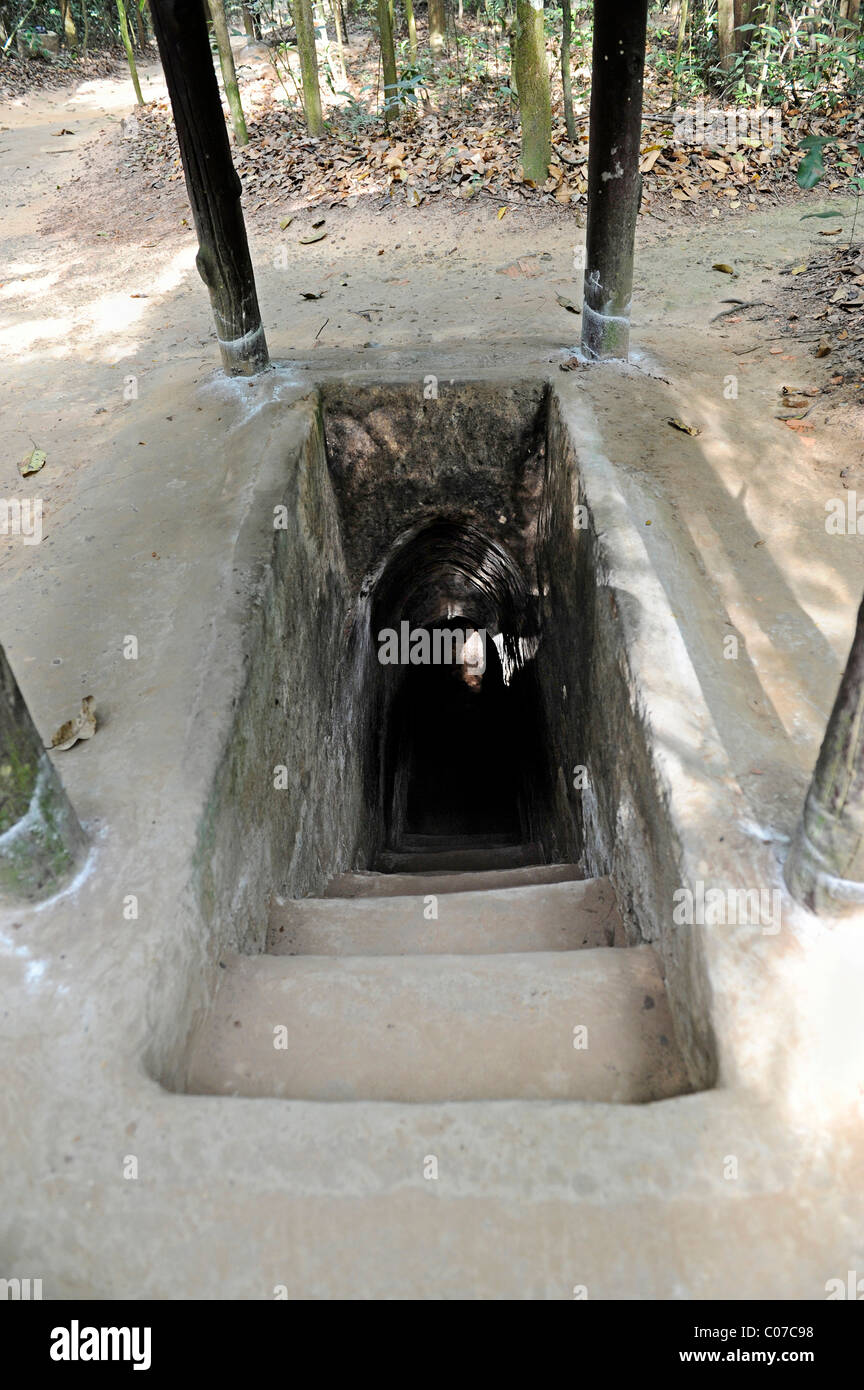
<box><xmin>2</xmin><ymin>367</ymin><xmax>862</xmax><ymax>1300</ymax></box>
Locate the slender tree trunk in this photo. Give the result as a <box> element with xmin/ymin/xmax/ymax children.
<box><xmin>428</xmin><ymin>0</ymin><xmax>445</xmax><ymax>58</ymax></box>
<box><xmin>242</xmin><ymin>2</ymin><xmax>260</xmax><ymax>37</ymax></box>
<box><xmin>0</xmin><ymin>644</ymin><xmax>87</xmax><ymax>904</ymax></box>
<box><xmin>135</xmin><ymin>0</ymin><xmax>147</xmax><ymax>50</ymax></box>
<box><xmin>117</xmin><ymin>0</ymin><xmax>145</xmax><ymax>102</ymax></box>
<box><xmin>580</xmin><ymin>0</ymin><xmax>648</xmax><ymax>360</ymax></box>
<box><xmin>755</xmin><ymin>0</ymin><xmax>777</xmax><ymax>105</ymax></box>
<box><xmin>149</xmin><ymin>0</ymin><xmax>269</xmax><ymax>374</ymax></box>
<box><xmin>206</xmin><ymin>0</ymin><xmax>248</xmax><ymax>143</ymax></box>
<box><xmin>294</xmin><ymin>0</ymin><xmax>324</xmax><ymax>133</ymax></box>
<box><xmin>675</xmin><ymin>0</ymin><xmax>689</xmax><ymax>66</ymax></box>
<box><xmin>378</xmin><ymin>0</ymin><xmax>398</xmax><ymax>124</ymax></box>
<box><xmin>513</xmin><ymin>0</ymin><xmax>550</xmax><ymax>182</ymax></box>
<box><xmin>718</xmin><ymin>0</ymin><xmax>735</xmax><ymax>70</ymax></box>
<box><xmin>785</xmin><ymin>593</ymin><xmax>864</xmax><ymax>915</ymax></box>
<box><xmin>313</xmin><ymin>0</ymin><xmax>337</xmax><ymax>83</ymax></box>
<box><xmin>339</xmin><ymin>0</ymin><xmax>348</xmax><ymax>40</ymax></box>
<box><xmin>82</xmin><ymin>1</ymin><xmax>90</xmax><ymax>52</ymax></box>
<box><xmin>60</xmin><ymin>0</ymin><xmax>78</xmax><ymax>45</ymax></box>
<box><xmin>734</xmin><ymin>0</ymin><xmax>755</xmax><ymax>56</ymax></box>
<box><xmin>331</xmin><ymin>0</ymin><xmax>347</xmax><ymax>79</ymax></box>
<box><xmin>561</xmin><ymin>0</ymin><xmax>576</xmax><ymax>142</ymax></box>
<box><xmin>404</xmin><ymin>0</ymin><xmax>417</xmax><ymax>61</ymax></box>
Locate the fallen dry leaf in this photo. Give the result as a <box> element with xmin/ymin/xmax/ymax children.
<box><xmin>668</xmin><ymin>417</ymin><xmax>702</xmax><ymax>436</ymax></box>
<box><xmin>555</xmin><ymin>293</ymin><xmax>580</xmax><ymax>315</ymax></box>
<box><xmin>46</xmin><ymin>696</ymin><xmax>97</xmax><ymax>752</ymax></box>
<box><xmin>19</xmin><ymin>447</ymin><xmax>46</xmax><ymax>478</ymax></box>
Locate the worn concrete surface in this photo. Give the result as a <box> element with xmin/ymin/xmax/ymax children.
<box><xmin>1</xmin><ymin>370</ymin><xmax>862</xmax><ymax>1299</ymax></box>
<box><xmin>269</xmin><ymin>875</ymin><xmax>621</xmax><ymax>954</ymax></box>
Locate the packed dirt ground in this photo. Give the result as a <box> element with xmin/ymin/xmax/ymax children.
<box><xmin>2</xmin><ymin>36</ymin><xmax>864</xmax><ymax>872</ymax></box>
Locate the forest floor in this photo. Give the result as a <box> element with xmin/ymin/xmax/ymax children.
<box><xmin>2</xmin><ymin>38</ymin><xmax>864</xmax><ymax>849</ymax></box>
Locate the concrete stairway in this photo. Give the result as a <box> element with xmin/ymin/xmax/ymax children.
<box><xmin>185</xmin><ymin>843</ymin><xmax>692</xmax><ymax>1107</ymax></box>
<box><xmin>375</xmin><ymin>833</ymin><xmax>543</xmax><ymax>874</ymax></box>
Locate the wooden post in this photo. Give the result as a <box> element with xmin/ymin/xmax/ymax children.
<box><xmin>580</xmin><ymin>0</ymin><xmax>648</xmax><ymax>361</ymax></box>
<box><xmin>0</xmin><ymin>644</ymin><xmax>87</xmax><ymax>903</ymax></box>
<box><xmin>785</xmin><ymin>594</ymin><xmax>864</xmax><ymax>915</ymax></box>
<box><xmin>149</xmin><ymin>0</ymin><xmax>269</xmax><ymax>375</ymax></box>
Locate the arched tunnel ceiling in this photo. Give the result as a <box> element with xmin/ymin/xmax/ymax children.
<box><xmin>371</xmin><ymin>519</ymin><xmax>536</xmax><ymax>657</ymax></box>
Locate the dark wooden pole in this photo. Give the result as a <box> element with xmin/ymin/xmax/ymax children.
<box><xmin>150</xmin><ymin>0</ymin><xmax>269</xmax><ymax>375</ymax></box>
<box><xmin>0</xmin><ymin>644</ymin><xmax>87</xmax><ymax>903</ymax></box>
<box><xmin>785</xmin><ymin>594</ymin><xmax>864</xmax><ymax>915</ymax></box>
<box><xmin>580</xmin><ymin>0</ymin><xmax>648</xmax><ymax>361</ymax></box>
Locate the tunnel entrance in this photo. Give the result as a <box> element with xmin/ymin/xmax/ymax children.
<box><xmin>395</xmin><ymin>631</ymin><xmax>520</xmax><ymax>840</ymax></box>
<box><xmin>365</xmin><ymin>519</ymin><xmax>549</xmax><ymax>862</ymax></box>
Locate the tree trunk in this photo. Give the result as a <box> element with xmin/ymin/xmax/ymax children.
<box><xmin>294</xmin><ymin>0</ymin><xmax>324</xmax><ymax>134</ymax></box>
<box><xmin>0</xmin><ymin>645</ymin><xmax>87</xmax><ymax>904</ymax></box>
<box><xmin>561</xmin><ymin>0</ymin><xmax>576</xmax><ymax>142</ymax></box>
<box><xmin>428</xmin><ymin>0</ymin><xmax>445</xmax><ymax>58</ymax></box>
<box><xmin>785</xmin><ymin>593</ymin><xmax>864</xmax><ymax>914</ymax></box>
<box><xmin>206</xmin><ymin>0</ymin><xmax>248</xmax><ymax>143</ymax></box>
<box><xmin>149</xmin><ymin>0</ymin><xmax>269</xmax><ymax>374</ymax></box>
<box><xmin>755</xmin><ymin>0</ymin><xmax>777</xmax><ymax>104</ymax></box>
<box><xmin>404</xmin><ymin>0</ymin><xmax>417</xmax><ymax>61</ymax></box>
<box><xmin>718</xmin><ymin>0</ymin><xmax>735</xmax><ymax>70</ymax></box>
<box><xmin>60</xmin><ymin>0</ymin><xmax>78</xmax><ymax>45</ymax></box>
<box><xmin>513</xmin><ymin>0</ymin><xmax>551</xmax><ymax>182</ymax></box>
<box><xmin>117</xmin><ymin>0</ymin><xmax>145</xmax><ymax>102</ymax></box>
<box><xmin>378</xmin><ymin>0</ymin><xmax>398</xmax><ymax>124</ymax></box>
<box><xmin>675</xmin><ymin>0</ymin><xmax>689</xmax><ymax>66</ymax></box>
<box><xmin>734</xmin><ymin>0</ymin><xmax>755</xmax><ymax>56</ymax></box>
<box><xmin>580</xmin><ymin>0</ymin><xmax>648</xmax><ymax>360</ymax></box>
<box><xmin>331</xmin><ymin>0</ymin><xmax>347</xmax><ymax>79</ymax></box>
<box><xmin>135</xmin><ymin>0</ymin><xmax>147</xmax><ymax>50</ymax></box>
<box><xmin>313</xmin><ymin>0</ymin><xmax>337</xmax><ymax>83</ymax></box>
<box><xmin>242</xmin><ymin>3</ymin><xmax>260</xmax><ymax>37</ymax></box>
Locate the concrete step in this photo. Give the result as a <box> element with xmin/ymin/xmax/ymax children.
<box><xmin>398</xmin><ymin>832</ymin><xmax>521</xmax><ymax>850</ymax></box>
<box><xmin>324</xmin><ymin>861</ymin><xmax>584</xmax><ymax>898</ymax></box>
<box><xmin>269</xmin><ymin>877</ymin><xmax>622</xmax><ymax>955</ymax></box>
<box><xmin>376</xmin><ymin>841</ymin><xmax>543</xmax><ymax>873</ymax></box>
<box><xmin>185</xmin><ymin>946</ymin><xmax>690</xmax><ymax>1104</ymax></box>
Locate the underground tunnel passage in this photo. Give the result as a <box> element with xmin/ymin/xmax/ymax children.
<box><xmin>171</xmin><ymin>382</ymin><xmax>704</xmax><ymax>1106</ymax></box>
<box><xmin>364</xmin><ymin>519</ymin><xmax>549</xmax><ymax>861</ymax></box>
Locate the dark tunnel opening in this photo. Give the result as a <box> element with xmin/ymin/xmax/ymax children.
<box><xmin>363</xmin><ymin>519</ymin><xmax>553</xmax><ymax>859</ymax></box>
